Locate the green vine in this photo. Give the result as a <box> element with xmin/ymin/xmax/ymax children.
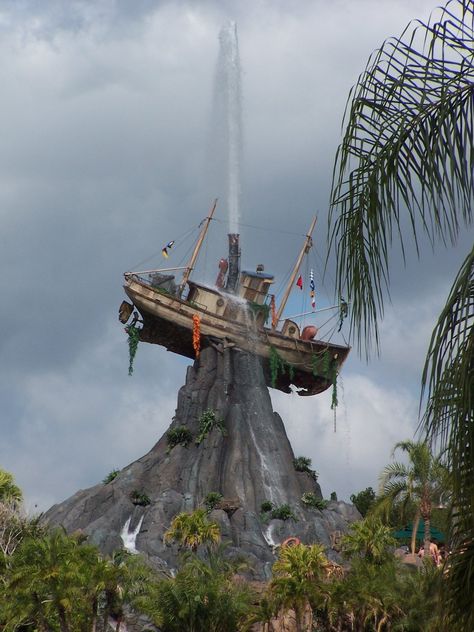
<box><xmin>247</xmin><ymin>301</ymin><xmax>271</xmax><ymax>324</ymax></box>
<box><xmin>269</xmin><ymin>346</ymin><xmax>295</xmax><ymax>388</ymax></box>
<box><xmin>196</xmin><ymin>409</ymin><xmax>227</xmax><ymax>445</ymax></box>
<box><xmin>311</xmin><ymin>350</ymin><xmax>339</xmax><ymax>410</ymax></box>
<box><xmin>126</xmin><ymin>325</ymin><xmax>141</xmax><ymax>376</ymax></box>
<box><xmin>331</xmin><ymin>375</ymin><xmax>338</xmax><ymax>410</ymax></box>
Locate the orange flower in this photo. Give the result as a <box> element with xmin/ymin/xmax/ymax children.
<box><xmin>192</xmin><ymin>314</ymin><xmax>201</xmax><ymax>358</ymax></box>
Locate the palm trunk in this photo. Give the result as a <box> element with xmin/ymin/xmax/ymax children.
<box><xmin>33</xmin><ymin>592</ymin><xmax>49</xmax><ymax>632</ymax></box>
<box><xmin>411</xmin><ymin>511</ymin><xmax>421</xmax><ymax>554</ymax></box>
<box><xmin>56</xmin><ymin>602</ymin><xmax>71</xmax><ymax>632</ymax></box>
<box><xmin>423</xmin><ymin>513</ymin><xmax>431</xmax><ymax>558</ymax></box>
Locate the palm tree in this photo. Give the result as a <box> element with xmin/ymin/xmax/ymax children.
<box><xmin>328</xmin><ymin>1</ymin><xmax>473</xmax><ymax>625</ymax></box>
<box><xmin>149</xmin><ymin>554</ymin><xmax>252</xmax><ymax>632</ymax></box>
<box><xmin>0</xmin><ymin>468</ymin><xmax>22</xmax><ymax>505</ymax></box>
<box><xmin>377</xmin><ymin>440</ymin><xmax>448</xmax><ymax>556</ymax></box>
<box><xmin>164</xmin><ymin>508</ymin><xmax>221</xmax><ymax>552</ymax></box>
<box><xmin>1</xmin><ymin>529</ymin><xmax>113</xmax><ymax>632</ymax></box>
<box><xmin>341</xmin><ymin>515</ymin><xmax>397</xmax><ymax>564</ymax></box>
<box><xmin>270</xmin><ymin>543</ymin><xmax>328</xmax><ymax>632</ymax></box>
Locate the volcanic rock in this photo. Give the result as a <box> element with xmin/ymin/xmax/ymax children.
<box><xmin>44</xmin><ymin>345</ymin><xmax>359</xmax><ymax>579</ymax></box>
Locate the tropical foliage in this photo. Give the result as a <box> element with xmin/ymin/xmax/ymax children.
<box><xmin>166</xmin><ymin>425</ymin><xmax>193</xmax><ymax>451</ymax></box>
<box><xmin>145</xmin><ymin>554</ymin><xmax>252</xmax><ymax>632</ymax></box>
<box><xmin>0</xmin><ymin>529</ymin><xmax>155</xmax><ymax>632</ymax></box>
<box><xmin>164</xmin><ymin>508</ymin><xmax>221</xmax><ymax>552</ymax></box>
<box><xmin>375</xmin><ymin>440</ymin><xmax>449</xmax><ymax>555</ymax></box>
<box><xmin>341</xmin><ymin>516</ymin><xmax>396</xmax><ymax>565</ymax></box>
<box><xmin>270</xmin><ymin>543</ymin><xmax>328</xmax><ymax>632</ymax></box>
<box><xmin>0</xmin><ymin>468</ymin><xmax>22</xmax><ymax>505</ymax></box>
<box><xmin>196</xmin><ymin>409</ymin><xmax>227</xmax><ymax>445</ymax></box>
<box><xmin>204</xmin><ymin>491</ymin><xmax>224</xmax><ymax>512</ymax></box>
<box><xmin>350</xmin><ymin>486</ymin><xmax>376</xmax><ymax>517</ymax></box>
<box><xmin>293</xmin><ymin>456</ymin><xmax>318</xmax><ymax>480</ymax></box>
<box><xmin>328</xmin><ymin>1</ymin><xmax>473</xmax><ymax>626</ymax></box>
<box><xmin>301</xmin><ymin>492</ymin><xmax>328</xmax><ymax>510</ymax></box>
<box><xmin>102</xmin><ymin>469</ymin><xmax>120</xmax><ymax>484</ymax></box>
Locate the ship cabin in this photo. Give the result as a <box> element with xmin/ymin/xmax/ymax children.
<box><xmin>186</xmin><ymin>266</ymin><xmax>274</xmax><ymax>329</ymax></box>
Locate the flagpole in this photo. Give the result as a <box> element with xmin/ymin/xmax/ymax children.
<box><xmin>178</xmin><ymin>199</ymin><xmax>218</xmax><ymax>297</ymax></box>
<box><xmin>273</xmin><ymin>215</ymin><xmax>317</xmax><ymax>328</ymax></box>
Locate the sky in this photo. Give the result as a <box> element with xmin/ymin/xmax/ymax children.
<box><xmin>0</xmin><ymin>0</ymin><xmax>471</xmax><ymax>511</ymax></box>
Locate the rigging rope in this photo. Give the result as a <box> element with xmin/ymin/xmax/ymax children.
<box><xmin>128</xmin><ymin>222</ymin><xmax>201</xmax><ymax>272</ymax></box>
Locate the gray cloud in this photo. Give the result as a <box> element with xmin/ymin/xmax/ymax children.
<box><xmin>0</xmin><ymin>0</ymin><xmax>469</xmax><ymax>511</ymax></box>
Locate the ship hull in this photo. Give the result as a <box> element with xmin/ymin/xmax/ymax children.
<box><xmin>123</xmin><ymin>276</ymin><xmax>350</xmax><ymax>397</ymax></box>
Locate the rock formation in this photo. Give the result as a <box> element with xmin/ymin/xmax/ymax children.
<box><xmin>44</xmin><ymin>345</ymin><xmax>359</xmax><ymax>579</ymax></box>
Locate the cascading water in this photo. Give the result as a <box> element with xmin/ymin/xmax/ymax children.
<box><xmin>213</xmin><ymin>21</ymin><xmax>243</xmax><ymax>233</ymax></box>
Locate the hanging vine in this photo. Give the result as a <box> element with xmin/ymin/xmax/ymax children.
<box><xmin>247</xmin><ymin>301</ymin><xmax>271</xmax><ymax>324</ymax></box>
<box><xmin>192</xmin><ymin>314</ymin><xmax>201</xmax><ymax>358</ymax></box>
<box><xmin>269</xmin><ymin>346</ymin><xmax>295</xmax><ymax>388</ymax></box>
<box><xmin>125</xmin><ymin>325</ymin><xmax>141</xmax><ymax>376</ymax></box>
<box><xmin>312</xmin><ymin>349</ymin><xmax>339</xmax><ymax>415</ymax></box>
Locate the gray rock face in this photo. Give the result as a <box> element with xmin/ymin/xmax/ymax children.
<box><xmin>44</xmin><ymin>346</ymin><xmax>359</xmax><ymax>579</ymax></box>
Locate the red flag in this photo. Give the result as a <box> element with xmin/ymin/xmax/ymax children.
<box><xmin>296</xmin><ymin>275</ymin><xmax>303</xmax><ymax>290</ymax></box>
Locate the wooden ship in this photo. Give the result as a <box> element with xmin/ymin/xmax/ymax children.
<box><xmin>119</xmin><ymin>201</ymin><xmax>350</xmax><ymax>396</ymax></box>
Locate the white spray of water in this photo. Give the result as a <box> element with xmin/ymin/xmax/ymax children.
<box><xmin>120</xmin><ymin>515</ymin><xmax>144</xmax><ymax>554</ymax></box>
<box><xmin>215</xmin><ymin>21</ymin><xmax>242</xmax><ymax>233</ymax></box>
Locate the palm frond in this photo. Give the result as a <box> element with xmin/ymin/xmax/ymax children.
<box><xmin>421</xmin><ymin>242</ymin><xmax>474</xmax><ymax>627</ymax></box>
<box><xmin>328</xmin><ymin>0</ymin><xmax>474</xmax><ymax>354</ymax></box>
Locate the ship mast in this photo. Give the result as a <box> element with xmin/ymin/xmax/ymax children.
<box><xmin>273</xmin><ymin>215</ymin><xmax>317</xmax><ymax>327</ymax></box>
<box><xmin>179</xmin><ymin>199</ymin><xmax>218</xmax><ymax>297</ymax></box>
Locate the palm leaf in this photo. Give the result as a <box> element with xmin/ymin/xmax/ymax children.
<box><xmin>328</xmin><ymin>0</ymin><xmax>474</xmax><ymax>355</ymax></box>
<box><xmin>421</xmin><ymin>243</ymin><xmax>474</xmax><ymax>628</ymax></box>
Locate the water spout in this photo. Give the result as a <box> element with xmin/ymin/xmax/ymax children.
<box><xmin>215</xmin><ymin>21</ymin><xmax>242</xmax><ymax>233</ymax></box>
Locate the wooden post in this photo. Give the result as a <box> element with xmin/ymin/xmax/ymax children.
<box><xmin>179</xmin><ymin>199</ymin><xmax>218</xmax><ymax>297</ymax></box>
<box><xmin>273</xmin><ymin>215</ymin><xmax>317</xmax><ymax>327</ymax></box>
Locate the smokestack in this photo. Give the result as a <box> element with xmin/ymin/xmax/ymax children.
<box><xmin>225</xmin><ymin>234</ymin><xmax>240</xmax><ymax>293</ymax></box>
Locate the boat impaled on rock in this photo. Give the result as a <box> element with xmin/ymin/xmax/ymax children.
<box><xmin>119</xmin><ymin>201</ymin><xmax>350</xmax><ymax>397</ymax></box>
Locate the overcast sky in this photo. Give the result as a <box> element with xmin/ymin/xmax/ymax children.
<box><xmin>1</xmin><ymin>0</ymin><xmax>471</xmax><ymax>511</ymax></box>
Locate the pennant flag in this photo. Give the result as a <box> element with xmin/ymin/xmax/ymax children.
<box><xmin>161</xmin><ymin>240</ymin><xmax>175</xmax><ymax>258</ymax></box>
<box><xmin>310</xmin><ymin>269</ymin><xmax>316</xmax><ymax>308</ymax></box>
<box><xmin>296</xmin><ymin>275</ymin><xmax>303</xmax><ymax>290</ymax></box>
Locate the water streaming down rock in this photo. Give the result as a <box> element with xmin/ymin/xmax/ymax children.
<box><xmin>44</xmin><ymin>346</ymin><xmax>359</xmax><ymax>579</ymax></box>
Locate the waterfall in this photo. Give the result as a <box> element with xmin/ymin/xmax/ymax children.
<box><xmin>213</xmin><ymin>21</ymin><xmax>243</xmax><ymax>233</ymax></box>
<box><xmin>120</xmin><ymin>515</ymin><xmax>144</xmax><ymax>554</ymax></box>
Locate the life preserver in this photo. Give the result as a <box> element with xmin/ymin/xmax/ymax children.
<box><xmin>281</xmin><ymin>537</ymin><xmax>301</xmax><ymax>548</ymax></box>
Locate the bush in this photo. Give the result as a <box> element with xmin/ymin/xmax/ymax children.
<box><xmin>102</xmin><ymin>469</ymin><xmax>120</xmax><ymax>484</ymax></box>
<box><xmin>271</xmin><ymin>504</ymin><xmax>297</xmax><ymax>521</ymax></box>
<box><xmin>204</xmin><ymin>492</ymin><xmax>223</xmax><ymax>512</ymax></box>
<box><xmin>196</xmin><ymin>409</ymin><xmax>227</xmax><ymax>445</ymax></box>
<box><xmin>301</xmin><ymin>493</ymin><xmax>328</xmax><ymax>510</ymax></box>
<box><xmin>293</xmin><ymin>456</ymin><xmax>318</xmax><ymax>480</ymax></box>
<box><xmin>167</xmin><ymin>426</ymin><xmax>193</xmax><ymax>451</ymax></box>
<box><xmin>260</xmin><ymin>500</ymin><xmax>274</xmax><ymax>513</ymax></box>
<box><xmin>350</xmin><ymin>487</ymin><xmax>376</xmax><ymax>517</ymax></box>
<box><xmin>130</xmin><ymin>490</ymin><xmax>151</xmax><ymax>506</ymax></box>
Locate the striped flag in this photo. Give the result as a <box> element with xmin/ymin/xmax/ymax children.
<box><xmin>310</xmin><ymin>269</ymin><xmax>316</xmax><ymax>309</ymax></box>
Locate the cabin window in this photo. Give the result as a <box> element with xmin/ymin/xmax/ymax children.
<box><xmin>244</xmin><ymin>289</ymin><xmax>258</xmax><ymax>302</ymax></box>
